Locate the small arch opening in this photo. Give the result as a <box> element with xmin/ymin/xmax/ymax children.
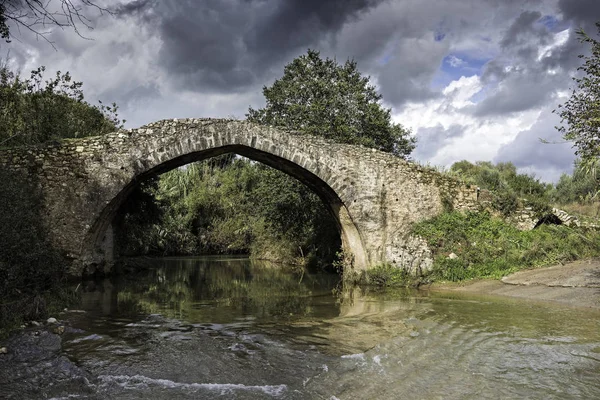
<box><xmin>534</xmin><ymin>213</ymin><xmax>563</xmax><ymax>229</ymax></box>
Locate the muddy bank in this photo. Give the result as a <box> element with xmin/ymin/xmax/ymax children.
<box><xmin>430</xmin><ymin>258</ymin><xmax>600</xmax><ymax>309</ymax></box>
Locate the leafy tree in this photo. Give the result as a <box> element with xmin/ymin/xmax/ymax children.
<box><xmin>0</xmin><ymin>64</ymin><xmax>124</xmax><ymax>146</ymax></box>
<box><xmin>555</xmin><ymin>22</ymin><xmax>600</xmax><ymax>167</ymax></box>
<box><xmin>1</xmin><ymin>0</ymin><xmax>108</xmax><ymax>44</ymax></box>
<box><xmin>552</xmin><ymin>160</ymin><xmax>599</xmax><ymax>204</ymax></box>
<box><xmin>247</xmin><ymin>49</ymin><xmax>415</xmax><ymax>158</ymax></box>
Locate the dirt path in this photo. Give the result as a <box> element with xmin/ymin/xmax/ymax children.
<box><xmin>430</xmin><ymin>258</ymin><xmax>600</xmax><ymax>309</ymax></box>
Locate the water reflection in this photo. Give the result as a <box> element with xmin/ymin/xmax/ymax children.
<box><xmin>78</xmin><ymin>257</ymin><xmax>600</xmax><ymax>355</ymax></box>
<box><xmin>80</xmin><ymin>257</ymin><xmax>341</xmax><ymax>323</ymax></box>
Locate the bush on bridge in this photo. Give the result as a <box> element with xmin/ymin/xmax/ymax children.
<box><xmin>0</xmin><ymin>63</ymin><xmax>124</xmax><ymax>146</ymax></box>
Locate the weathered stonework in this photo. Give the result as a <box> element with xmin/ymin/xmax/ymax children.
<box><xmin>0</xmin><ymin>118</ymin><xmax>478</xmax><ymax>277</ymax></box>
<box><xmin>509</xmin><ymin>207</ymin><xmax>583</xmax><ymax>231</ymax></box>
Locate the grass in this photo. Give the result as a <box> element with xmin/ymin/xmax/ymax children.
<box><xmin>412</xmin><ymin>211</ymin><xmax>600</xmax><ymax>283</ymax></box>
<box><xmin>364</xmin><ymin>211</ymin><xmax>600</xmax><ymax>288</ymax></box>
<box><xmin>557</xmin><ymin>202</ymin><xmax>600</xmax><ymax>220</ymax></box>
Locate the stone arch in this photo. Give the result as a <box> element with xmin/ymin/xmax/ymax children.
<box><xmin>0</xmin><ymin>118</ymin><xmax>480</xmax><ymax>278</ymax></box>
<box><xmin>82</xmin><ymin>130</ymin><xmax>369</xmax><ymax>274</ymax></box>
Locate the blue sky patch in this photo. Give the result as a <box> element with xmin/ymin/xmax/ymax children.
<box><xmin>537</xmin><ymin>15</ymin><xmax>569</xmax><ymax>33</ymax></box>
<box><xmin>429</xmin><ymin>53</ymin><xmax>491</xmax><ymax>95</ymax></box>
<box><xmin>443</xmin><ymin>53</ymin><xmax>489</xmax><ymax>76</ymax></box>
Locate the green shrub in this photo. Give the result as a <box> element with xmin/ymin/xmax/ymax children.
<box><xmin>0</xmin><ymin>169</ymin><xmax>73</xmax><ymax>337</ymax></box>
<box><xmin>1</xmin><ymin>64</ymin><xmax>123</xmax><ymax>146</ymax></box>
<box><xmin>364</xmin><ymin>263</ymin><xmax>411</xmax><ymax>287</ymax></box>
<box><xmin>492</xmin><ymin>190</ymin><xmax>519</xmax><ymax>217</ymax></box>
<box><xmin>450</xmin><ymin>160</ymin><xmax>552</xmax><ymax>216</ymax></box>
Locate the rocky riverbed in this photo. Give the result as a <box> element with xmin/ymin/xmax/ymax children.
<box><xmin>0</xmin><ymin>317</ymin><xmax>99</xmax><ymax>399</ymax></box>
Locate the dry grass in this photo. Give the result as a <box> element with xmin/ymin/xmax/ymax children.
<box><xmin>556</xmin><ymin>202</ymin><xmax>600</xmax><ymax>220</ymax></box>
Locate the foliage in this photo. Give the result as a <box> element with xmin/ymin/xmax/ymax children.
<box><xmin>552</xmin><ymin>159</ymin><xmax>600</xmax><ymax>204</ymax></box>
<box><xmin>0</xmin><ymin>64</ymin><xmax>124</xmax><ymax>146</ymax></box>
<box><xmin>363</xmin><ymin>263</ymin><xmax>412</xmax><ymax>288</ymax></box>
<box><xmin>247</xmin><ymin>49</ymin><xmax>415</xmax><ymax>158</ymax></box>
<box><xmin>0</xmin><ymin>61</ymin><xmax>119</xmax><ymax>335</ymax></box>
<box><xmin>555</xmin><ymin>22</ymin><xmax>600</xmax><ymax>166</ymax></box>
<box><xmin>0</xmin><ymin>0</ymin><xmax>108</xmax><ymax>44</ymax></box>
<box><xmin>451</xmin><ymin>161</ymin><xmax>550</xmax><ymax>199</ymax></box>
<box><xmin>413</xmin><ymin>211</ymin><xmax>600</xmax><ymax>282</ymax></box>
<box><xmin>450</xmin><ymin>160</ymin><xmax>552</xmax><ymax>216</ymax></box>
<box><xmin>0</xmin><ymin>169</ymin><xmax>73</xmax><ymax>337</ymax></box>
<box><xmin>116</xmin><ymin>156</ymin><xmax>341</xmax><ymax>269</ymax></box>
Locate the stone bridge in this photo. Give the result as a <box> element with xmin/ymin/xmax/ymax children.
<box><xmin>0</xmin><ymin>118</ymin><xmax>478</xmax><ymax>278</ymax></box>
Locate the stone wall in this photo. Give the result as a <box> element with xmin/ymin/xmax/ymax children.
<box><xmin>0</xmin><ymin>118</ymin><xmax>479</xmax><ymax>277</ymax></box>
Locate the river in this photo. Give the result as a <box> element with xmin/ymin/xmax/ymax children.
<box><xmin>1</xmin><ymin>256</ymin><xmax>599</xmax><ymax>399</ymax></box>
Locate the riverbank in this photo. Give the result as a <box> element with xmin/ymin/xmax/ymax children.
<box><xmin>430</xmin><ymin>258</ymin><xmax>600</xmax><ymax>309</ymax></box>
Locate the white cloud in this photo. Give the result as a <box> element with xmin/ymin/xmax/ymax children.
<box><xmin>537</xmin><ymin>28</ymin><xmax>570</xmax><ymax>62</ymax></box>
<box><xmin>395</xmin><ymin>74</ymin><xmax>543</xmax><ymax>169</ymax></box>
<box><xmin>447</xmin><ymin>55</ymin><xmax>466</xmax><ymax>67</ymax></box>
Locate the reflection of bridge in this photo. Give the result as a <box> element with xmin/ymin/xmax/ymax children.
<box><xmin>0</xmin><ymin>119</ymin><xmax>478</xmax><ymax>277</ymax></box>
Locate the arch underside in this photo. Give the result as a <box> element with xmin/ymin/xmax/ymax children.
<box><xmin>84</xmin><ymin>144</ymin><xmax>368</xmax><ymax>274</ymax></box>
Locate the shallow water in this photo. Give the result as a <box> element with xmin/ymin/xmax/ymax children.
<box><xmin>2</xmin><ymin>256</ymin><xmax>600</xmax><ymax>399</ymax></box>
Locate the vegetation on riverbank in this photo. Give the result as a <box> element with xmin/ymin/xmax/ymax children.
<box><xmin>0</xmin><ymin>64</ymin><xmax>122</xmax><ymax>337</ymax></box>
<box><xmin>363</xmin><ymin>210</ymin><xmax>600</xmax><ymax>288</ymax></box>
<box><xmin>0</xmin><ymin>169</ymin><xmax>78</xmax><ymax>338</ymax></box>
<box><xmin>117</xmin><ymin>155</ymin><xmax>341</xmax><ymax>269</ymax></box>
<box><xmin>414</xmin><ymin>211</ymin><xmax>600</xmax><ymax>282</ymax></box>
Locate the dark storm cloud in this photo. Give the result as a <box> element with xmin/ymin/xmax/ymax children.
<box><xmin>374</xmin><ymin>37</ymin><xmax>443</xmax><ymax>105</ymax></box>
<box><xmin>476</xmin><ymin>1</ymin><xmax>600</xmax><ymax>118</ymax></box>
<box><xmin>414</xmin><ymin>124</ymin><xmax>465</xmax><ymax>160</ymax></box>
<box><xmin>558</xmin><ymin>0</ymin><xmax>600</xmax><ymax>27</ymax></box>
<box><xmin>474</xmin><ymin>10</ymin><xmax>558</xmax><ymax>116</ymax></box>
<box><xmin>474</xmin><ymin>69</ymin><xmax>562</xmax><ymax>116</ymax></box>
<box><xmin>119</xmin><ymin>0</ymin><xmax>382</xmax><ymax>93</ymax></box>
<box><xmin>246</xmin><ymin>0</ymin><xmax>382</xmax><ymax>56</ymax></box>
<box><xmin>114</xmin><ymin>0</ymin><xmax>154</xmax><ymax>16</ymax></box>
<box><xmin>154</xmin><ymin>1</ymin><xmax>255</xmax><ymax>92</ymax></box>
<box><xmin>500</xmin><ymin>10</ymin><xmax>546</xmax><ymax>49</ymax></box>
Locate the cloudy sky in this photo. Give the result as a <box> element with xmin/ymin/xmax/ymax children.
<box><xmin>3</xmin><ymin>0</ymin><xmax>600</xmax><ymax>181</ymax></box>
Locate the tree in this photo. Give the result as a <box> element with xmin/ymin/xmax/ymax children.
<box><xmin>247</xmin><ymin>49</ymin><xmax>416</xmax><ymax>158</ymax></box>
<box><xmin>552</xmin><ymin>160</ymin><xmax>600</xmax><ymax>204</ymax></box>
<box><xmin>555</xmin><ymin>22</ymin><xmax>600</xmax><ymax>168</ymax></box>
<box><xmin>0</xmin><ymin>0</ymin><xmax>108</xmax><ymax>44</ymax></box>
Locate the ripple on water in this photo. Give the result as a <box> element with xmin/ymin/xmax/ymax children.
<box><xmin>97</xmin><ymin>374</ymin><xmax>288</xmax><ymax>398</ymax></box>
